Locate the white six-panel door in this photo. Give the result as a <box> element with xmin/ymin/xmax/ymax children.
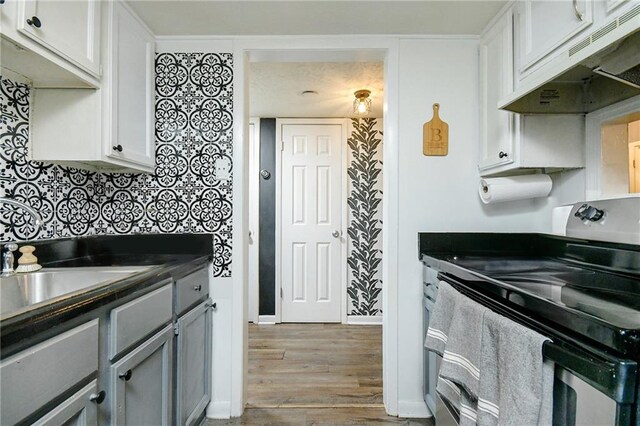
<box><xmin>281</xmin><ymin>123</ymin><xmax>343</xmax><ymax>322</ymax></box>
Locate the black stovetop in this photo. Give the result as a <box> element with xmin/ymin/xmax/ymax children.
<box><xmin>419</xmin><ymin>233</ymin><xmax>640</xmax><ymax>359</ymax></box>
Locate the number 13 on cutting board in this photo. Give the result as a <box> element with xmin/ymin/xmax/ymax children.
<box><xmin>423</xmin><ymin>103</ymin><xmax>449</xmax><ymax>156</ymax></box>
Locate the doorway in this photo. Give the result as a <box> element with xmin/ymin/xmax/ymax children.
<box><xmin>243</xmin><ymin>55</ymin><xmax>388</xmax><ymax>419</ymax></box>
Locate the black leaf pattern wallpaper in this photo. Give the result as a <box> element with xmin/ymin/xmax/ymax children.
<box><xmin>347</xmin><ymin>118</ymin><xmax>383</xmax><ymax>316</ymax></box>
<box><xmin>0</xmin><ymin>52</ymin><xmax>234</xmax><ymax>277</ymax></box>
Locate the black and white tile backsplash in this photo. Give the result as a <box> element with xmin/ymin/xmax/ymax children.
<box><xmin>347</xmin><ymin>118</ymin><xmax>383</xmax><ymax>316</ymax></box>
<box><xmin>0</xmin><ymin>52</ymin><xmax>234</xmax><ymax>277</ymax></box>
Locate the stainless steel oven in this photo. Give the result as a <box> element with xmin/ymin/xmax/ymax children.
<box><xmin>423</xmin><ymin>276</ymin><xmax>627</xmax><ymax>426</ymax></box>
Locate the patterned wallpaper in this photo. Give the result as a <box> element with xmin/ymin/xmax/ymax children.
<box><xmin>347</xmin><ymin>118</ymin><xmax>383</xmax><ymax>316</ymax></box>
<box><xmin>0</xmin><ymin>52</ymin><xmax>234</xmax><ymax>277</ymax></box>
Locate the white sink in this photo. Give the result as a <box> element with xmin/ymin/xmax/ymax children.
<box><xmin>0</xmin><ymin>266</ymin><xmax>152</xmax><ymax>318</ymax></box>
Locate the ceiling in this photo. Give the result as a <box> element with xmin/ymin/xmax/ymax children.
<box><xmin>127</xmin><ymin>0</ymin><xmax>506</xmax><ymax>118</ymax></box>
<box><xmin>249</xmin><ymin>62</ymin><xmax>384</xmax><ymax>118</ymax></box>
<box><xmin>126</xmin><ymin>1</ymin><xmax>506</xmax><ymax>36</ymax></box>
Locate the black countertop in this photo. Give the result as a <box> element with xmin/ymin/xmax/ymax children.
<box><xmin>0</xmin><ymin>234</ymin><xmax>214</xmax><ymax>352</ymax></box>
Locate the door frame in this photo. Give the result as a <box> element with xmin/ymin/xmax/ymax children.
<box><xmin>275</xmin><ymin>118</ymin><xmax>349</xmax><ymax>324</ymax></box>
<box><xmin>231</xmin><ymin>37</ymin><xmax>400</xmax><ymax>417</ymax></box>
<box><xmin>630</xmin><ymin>141</ymin><xmax>640</xmax><ymax>193</ymax></box>
<box><xmin>248</xmin><ymin>118</ymin><xmax>260</xmax><ymax>324</ymax></box>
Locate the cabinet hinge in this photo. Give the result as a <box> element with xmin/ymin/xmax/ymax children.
<box><xmin>280</xmin><ymin>288</ymin><xmax>283</xmax><ymax>299</ymax></box>
<box><xmin>281</xmin><ymin>140</ymin><xmax>284</xmax><ymax>151</ymax></box>
<box><xmin>174</xmin><ymin>324</ymin><xmax>179</xmax><ymax>335</ymax></box>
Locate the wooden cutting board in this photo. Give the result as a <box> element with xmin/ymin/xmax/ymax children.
<box><xmin>423</xmin><ymin>103</ymin><xmax>449</xmax><ymax>156</ymax></box>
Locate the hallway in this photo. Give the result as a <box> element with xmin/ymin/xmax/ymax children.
<box><xmin>209</xmin><ymin>323</ymin><xmax>432</xmax><ymax>425</ymax></box>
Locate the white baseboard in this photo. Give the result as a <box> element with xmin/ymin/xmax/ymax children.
<box><xmin>346</xmin><ymin>315</ymin><xmax>383</xmax><ymax>325</ymax></box>
<box><xmin>258</xmin><ymin>315</ymin><xmax>277</xmax><ymax>324</ymax></box>
<box><xmin>206</xmin><ymin>400</ymin><xmax>231</xmax><ymax>419</ymax></box>
<box><xmin>397</xmin><ymin>400</ymin><xmax>432</xmax><ymax>418</ymax></box>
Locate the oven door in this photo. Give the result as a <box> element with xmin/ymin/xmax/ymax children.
<box><xmin>553</xmin><ymin>366</ymin><xmax>618</xmax><ymax>426</ymax></box>
<box><xmin>436</xmin><ymin>274</ymin><xmax>637</xmax><ymax>426</ymax></box>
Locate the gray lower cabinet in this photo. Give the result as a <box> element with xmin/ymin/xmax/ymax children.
<box><xmin>0</xmin><ymin>319</ymin><xmax>100</xmax><ymax>425</ymax></box>
<box><xmin>110</xmin><ymin>324</ymin><xmax>173</xmax><ymax>426</ymax></box>
<box><xmin>32</xmin><ymin>380</ymin><xmax>99</xmax><ymax>426</ymax></box>
<box><xmin>176</xmin><ymin>299</ymin><xmax>212</xmax><ymax>426</ymax></box>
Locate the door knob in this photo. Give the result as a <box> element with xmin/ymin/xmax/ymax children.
<box><xmin>332</xmin><ymin>230</ymin><xmax>340</xmax><ymax>238</ymax></box>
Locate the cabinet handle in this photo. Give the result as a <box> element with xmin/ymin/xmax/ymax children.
<box><xmin>193</xmin><ymin>284</ymin><xmax>202</xmax><ymax>291</ymax></box>
<box><xmin>112</xmin><ymin>144</ymin><xmax>123</xmax><ymax>152</ymax></box>
<box><xmin>572</xmin><ymin>0</ymin><xmax>584</xmax><ymax>21</ymax></box>
<box><xmin>89</xmin><ymin>390</ymin><xmax>106</xmax><ymax>404</ymax></box>
<box><xmin>119</xmin><ymin>369</ymin><xmax>132</xmax><ymax>381</ymax></box>
<box><xmin>26</xmin><ymin>16</ymin><xmax>42</xmax><ymax>28</ymax></box>
<box><xmin>498</xmin><ymin>151</ymin><xmax>508</xmax><ymax>159</ymax></box>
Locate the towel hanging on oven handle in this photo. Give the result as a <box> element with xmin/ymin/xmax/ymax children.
<box><xmin>439</xmin><ymin>273</ymin><xmax>638</xmax><ymax>405</ymax></box>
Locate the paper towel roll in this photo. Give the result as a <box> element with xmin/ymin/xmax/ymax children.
<box><xmin>479</xmin><ymin>174</ymin><xmax>552</xmax><ymax>204</ymax></box>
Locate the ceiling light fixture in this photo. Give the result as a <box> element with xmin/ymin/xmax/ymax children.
<box><xmin>353</xmin><ymin>90</ymin><xmax>371</xmax><ymax>115</ymax></box>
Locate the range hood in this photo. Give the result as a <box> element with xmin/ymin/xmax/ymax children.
<box><xmin>499</xmin><ymin>5</ymin><xmax>640</xmax><ymax>114</ymax></box>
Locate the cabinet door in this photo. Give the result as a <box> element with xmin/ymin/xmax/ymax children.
<box><xmin>176</xmin><ymin>300</ymin><xmax>212</xmax><ymax>426</ymax></box>
<box><xmin>104</xmin><ymin>1</ymin><xmax>155</xmax><ymax>169</ymax></box>
<box><xmin>32</xmin><ymin>381</ymin><xmax>99</xmax><ymax>426</ymax></box>
<box><xmin>17</xmin><ymin>0</ymin><xmax>101</xmax><ymax>76</ymax></box>
<box><xmin>110</xmin><ymin>325</ymin><xmax>173</xmax><ymax>426</ymax></box>
<box><xmin>517</xmin><ymin>0</ymin><xmax>593</xmax><ymax>76</ymax></box>
<box><xmin>479</xmin><ymin>10</ymin><xmax>516</xmax><ymax>171</ymax></box>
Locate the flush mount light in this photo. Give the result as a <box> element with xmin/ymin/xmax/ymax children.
<box><xmin>353</xmin><ymin>90</ymin><xmax>371</xmax><ymax>115</ymax></box>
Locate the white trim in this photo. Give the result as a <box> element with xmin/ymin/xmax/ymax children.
<box><xmin>230</xmin><ymin>45</ymin><xmax>249</xmax><ymax>418</ymax></box>
<box><xmin>585</xmin><ymin>95</ymin><xmax>640</xmax><ymax>200</ymax></box>
<box><xmin>156</xmin><ymin>34</ymin><xmax>477</xmax><ymax>41</ymax></box>
<box><xmin>397</xmin><ymin>400</ymin><xmax>432</xmax><ymax>418</ymax></box>
<box><xmin>275</xmin><ymin>118</ymin><xmax>348</xmax><ymax>324</ymax></box>
<box><xmin>257</xmin><ymin>315</ymin><xmax>277</xmax><ymax>325</ymax></box>
<box><xmin>206</xmin><ymin>401</ymin><xmax>232</xmax><ymax>419</ymax></box>
<box><xmin>346</xmin><ymin>316</ymin><xmax>383</xmax><ymax>325</ymax></box>
<box><xmin>382</xmin><ymin>39</ymin><xmax>400</xmax><ymax>417</ymax></box>
<box><xmin>248</xmin><ymin>118</ymin><xmax>260</xmax><ymax>324</ymax></box>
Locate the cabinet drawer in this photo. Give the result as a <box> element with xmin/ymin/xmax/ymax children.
<box><xmin>32</xmin><ymin>380</ymin><xmax>98</xmax><ymax>426</ymax></box>
<box><xmin>175</xmin><ymin>267</ymin><xmax>209</xmax><ymax>316</ymax></box>
<box><xmin>109</xmin><ymin>282</ymin><xmax>173</xmax><ymax>360</ymax></box>
<box><xmin>0</xmin><ymin>320</ymin><xmax>99</xmax><ymax>426</ymax></box>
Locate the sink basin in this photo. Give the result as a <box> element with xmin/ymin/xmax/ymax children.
<box><xmin>0</xmin><ymin>266</ymin><xmax>153</xmax><ymax>318</ymax></box>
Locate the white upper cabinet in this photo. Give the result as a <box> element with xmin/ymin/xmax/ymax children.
<box><xmin>516</xmin><ymin>0</ymin><xmax>593</xmax><ymax>81</ymax></box>
<box><xmin>30</xmin><ymin>0</ymin><xmax>156</xmax><ymax>173</ymax></box>
<box><xmin>103</xmin><ymin>0</ymin><xmax>155</xmax><ymax>169</ymax></box>
<box><xmin>479</xmin><ymin>9</ymin><xmax>516</xmax><ymax>171</ymax></box>
<box><xmin>16</xmin><ymin>0</ymin><xmax>101</xmax><ymax>77</ymax></box>
<box><xmin>479</xmin><ymin>5</ymin><xmax>586</xmax><ymax>176</ymax></box>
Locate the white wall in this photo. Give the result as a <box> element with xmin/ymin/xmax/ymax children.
<box><xmin>394</xmin><ymin>38</ymin><xmax>586</xmax><ymax>415</ymax></box>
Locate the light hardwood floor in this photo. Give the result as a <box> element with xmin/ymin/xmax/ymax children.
<box><xmin>208</xmin><ymin>323</ymin><xmax>433</xmax><ymax>425</ymax></box>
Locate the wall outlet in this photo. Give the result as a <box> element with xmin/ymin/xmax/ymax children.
<box><xmin>214</xmin><ymin>157</ymin><xmax>232</xmax><ymax>181</ymax></box>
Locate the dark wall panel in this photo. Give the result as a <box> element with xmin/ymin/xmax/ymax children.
<box><xmin>258</xmin><ymin>118</ymin><xmax>276</xmax><ymax>316</ymax></box>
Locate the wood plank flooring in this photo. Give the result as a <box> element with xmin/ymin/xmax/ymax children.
<box><xmin>208</xmin><ymin>323</ymin><xmax>434</xmax><ymax>425</ymax></box>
